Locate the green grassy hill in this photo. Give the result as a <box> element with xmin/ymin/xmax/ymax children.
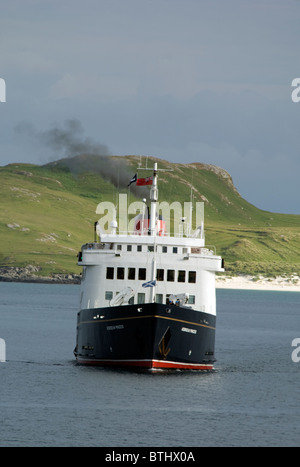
<box><xmin>1</xmin><ymin>154</ymin><xmax>300</xmax><ymax>278</ymax></box>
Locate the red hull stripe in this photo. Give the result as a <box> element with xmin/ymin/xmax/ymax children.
<box><xmin>76</xmin><ymin>358</ymin><xmax>213</xmax><ymax>371</ymax></box>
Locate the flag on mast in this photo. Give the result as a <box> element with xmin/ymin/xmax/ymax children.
<box><xmin>136</xmin><ymin>176</ymin><xmax>153</xmax><ymax>186</ymax></box>
<box><xmin>127</xmin><ymin>173</ymin><xmax>137</xmax><ymax>186</ymax></box>
<box><xmin>128</xmin><ymin>173</ymin><xmax>153</xmax><ymax>186</ymax></box>
<box><xmin>142</xmin><ymin>280</ymin><xmax>156</xmax><ymax>288</ymax></box>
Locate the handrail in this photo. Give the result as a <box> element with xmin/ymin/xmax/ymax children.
<box><xmin>81</xmin><ymin>242</ymin><xmax>217</xmax><ymax>255</ymax></box>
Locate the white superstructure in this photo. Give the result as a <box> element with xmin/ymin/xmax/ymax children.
<box><xmin>78</xmin><ymin>163</ymin><xmax>224</xmax><ymax>317</ymax></box>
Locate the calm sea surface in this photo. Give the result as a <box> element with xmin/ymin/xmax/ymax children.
<box><xmin>0</xmin><ymin>282</ymin><xmax>299</xmax><ymax>447</ymax></box>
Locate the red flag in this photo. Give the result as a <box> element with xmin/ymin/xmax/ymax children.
<box><xmin>136</xmin><ymin>176</ymin><xmax>153</xmax><ymax>186</ymax></box>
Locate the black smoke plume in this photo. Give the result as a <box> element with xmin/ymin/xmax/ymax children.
<box><xmin>15</xmin><ymin>119</ymin><xmax>149</xmax><ymax>197</ymax></box>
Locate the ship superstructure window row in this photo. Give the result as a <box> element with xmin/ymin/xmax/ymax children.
<box><xmin>114</xmin><ymin>244</ymin><xmax>188</xmax><ymax>254</ymax></box>
<box><xmin>105</xmin><ymin>267</ymin><xmax>196</xmax><ymax>283</ymax></box>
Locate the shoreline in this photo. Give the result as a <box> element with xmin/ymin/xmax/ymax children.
<box><xmin>216</xmin><ymin>275</ymin><xmax>300</xmax><ymax>292</ymax></box>
<box><xmin>0</xmin><ymin>276</ymin><xmax>81</xmax><ymax>285</ymax></box>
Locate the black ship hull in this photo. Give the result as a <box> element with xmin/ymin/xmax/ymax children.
<box><xmin>74</xmin><ymin>303</ymin><xmax>216</xmax><ymax>371</ymax></box>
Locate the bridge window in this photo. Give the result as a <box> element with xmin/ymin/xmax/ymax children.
<box><xmin>156</xmin><ymin>269</ymin><xmax>164</xmax><ymax>281</ymax></box>
<box><xmin>188</xmin><ymin>271</ymin><xmax>196</xmax><ymax>283</ymax></box>
<box><xmin>138</xmin><ymin>268</ymin><xmax>146</xmax><ymax>280</ymax></box>
<box><xmin>117</xmin><ymin>267</ymin><xmax>125</xmax><ymax>280</ymax></box>
<box><xmin>178</xmin><ymin>270</ymin><xmax>186</xmax><ymax>282</ymax></box>
<box><xmin>167</xmin><ymin>270</ymin><xmax>175</xmax><ymax>282</ymax></box>
<box><xmin>128</xmin><ymin>268</ymin><xmax>136</xmax><ymax>280</ymax></box>
<box><xmin>106</xmin><ymin>267</ymin><xmax>114</xmax><ymax>279</ymax></box>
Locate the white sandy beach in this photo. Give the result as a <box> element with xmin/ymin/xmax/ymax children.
<box><xmin>216</xmin><ymin>275</ymin><xmax>300</xmax><ymax>292</ymax></box>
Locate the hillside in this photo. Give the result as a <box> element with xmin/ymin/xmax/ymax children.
<box><xmin>1</xmin><ymin>154</ymin><xmax>300</xmax><ymax>280</ymax></box>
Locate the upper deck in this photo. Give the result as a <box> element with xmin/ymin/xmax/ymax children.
<box><xmin>94</xmin><ymin>230</ymin><xmax>205</xmax><ymax>248</ymax></box>
<box><xmin>78</xmin><ymin>237</ymin><xmax>223</xmax><ymax>271</ymax></box>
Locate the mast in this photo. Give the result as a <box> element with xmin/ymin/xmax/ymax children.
<box><xmin>149</xmin><ymin>162</ymin><xmax>158</xmax><ymax>236</ymax></box>
<box><xmin>150</xmin><ymin>163</ymin><xmax>158</xmax><ymax>302</ymax></box>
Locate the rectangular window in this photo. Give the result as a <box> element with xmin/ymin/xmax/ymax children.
<box><xmin>167</xmin><ymin>270</ymin><xmax>175</xmax><ymax>282</ymax></box>
<box><xmin>137</xmin><ymin>245</ymin><xmax>142</xmax><ymax>252</ymax></box>
<box><xmin>117</xmin><ymin>267</ymin><xmax>125</xmax><ymax>280</ymax></box>
<box><xmin>173</xmin><ymin>247</ymin><xmax>178</xmax><ymax>254</ymax></box>
<box><xmin>137</xmin><ymin>293</ymin><xmax>145</xmax><ymax>304</ymax></box>
<box><xmin>178</xmin><ymin>270</ymin><xmax>186</xmax><ymax>282</ymax></box>
<box><xmin>156</xmin><ymin>294</ymin><xmax>163</xmax><ymax>304</ymax></box>
<box><xmin>117</xmin><ymin>244</ymin><xmax>122</xmax><ymax>251</ymax></box>
<box><xmin>156</xmin><ymin>269</ymin><xmax>164</xmax><ymax>281</ymax></box>
<box><xmin>188</xmin><ymin>295</ymin><xmax>195</xmax><ymax>305</ymax></box>
<box><xmin>127</xmin><ymin>245</ymin><xmax>132</xmax><ymax>252</ymax></box>
<box><xmin>106</xmin><ymin>267</ymin><xmax>114</xmax><ymax>279</ymax></box>
<box><xmin>128</xmin><ymin>268</ymin><xmax>135</xmax><ymax>280</ymax></box>
<box><xmin>138</xmin><ymin>268</ymin><xmax>146</xmax><ymax>281</ymax></box>
<box><xmin>188</xmin><ymin>271</ymin><xmax>196</xmax><ymax>283</ymax></box>
<box><xmin>162</xmin><ymin>246</ymin><xmax>168</xmax><ymax>253</ymax></box>
<box><xmin>148</xmin><ymin>245</ymin><xmax>154</xmax><ymax>252</ymax></box>
<box><xmin>105</xmin><ymin>291</ymin><xmax>113</xmax><ymax>301</ymax></box>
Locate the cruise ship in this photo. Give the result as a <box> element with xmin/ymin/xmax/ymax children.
<box><xmin>74</xmin><ymin>162</ymin><xmax>224</xmax><ymax>370</ymax></box>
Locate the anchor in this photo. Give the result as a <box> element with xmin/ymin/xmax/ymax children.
<box><xmin>158</xmin><ymin>327</ymin><xmax>171</xmax><ymax>359</ymax></box>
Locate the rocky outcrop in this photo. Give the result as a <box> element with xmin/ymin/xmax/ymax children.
<box><xmin>186</xmin><ymin>162</ymin><xmax>240</xmax><ymax>194</ymax></box>
<box><xmin>0</xmin><ymin>265</ymin><xmax>81</xmax><ymax>284</ymax></box>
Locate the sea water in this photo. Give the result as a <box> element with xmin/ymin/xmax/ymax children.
<box><xmin>0</xmin><ymin>282</ymin><xmax>299</xmax><ymax>447</ymax></box>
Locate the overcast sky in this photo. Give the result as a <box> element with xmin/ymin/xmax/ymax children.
<box><xmin>1</xmin><ymin>0</ymin><xmax>300</xmax><ymax>214</ymax></box>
